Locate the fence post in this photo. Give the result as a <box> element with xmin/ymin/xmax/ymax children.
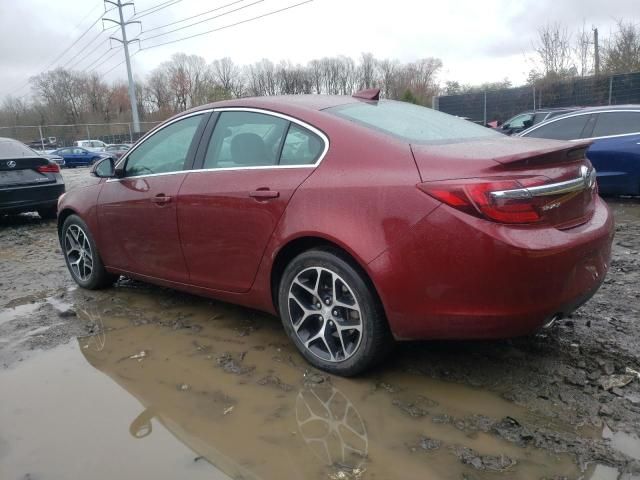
<box><xmin>483</xmin><ymin>91</ymin><xmax>487</xmax><ymax>126</ymax></box>
<box><xmin>85</xmin><ymin>125</ymin><xmax>90</xmax><ymax>140</ymax></box>
<box><xmin>128</xmin><ymin>123</ymin><xmax>133</xmax><ymax>143</ymax></box>
<box><xmin>38</xmin><ymin>125</ymin><xmax>44</xmax><ymax>150</ymax></box>
<box><xmin>608</xmin><ymin>75</ymin><xmax>614</xmax><ymax>105</ymax></box>
<box><xmin>432</xmin><ymin>95</ymin><xmax>439</xmax><ymax>110</ymax></box>
<box><xmin>533</xmin><ymin>86</ymin><xmax>536</xmax><ymax>110</ymax></box>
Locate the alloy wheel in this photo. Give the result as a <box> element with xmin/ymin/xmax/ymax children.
<box><xmin>64</xmin><ymin>224</ymin><xmax>94</xmax><ymax>281</ymax></box>
<box><xmin>288</xmin><ymin>267</ymin><xmax>363</xmax><ymax>362</ymax></box>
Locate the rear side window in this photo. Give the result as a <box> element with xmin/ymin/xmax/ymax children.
<box><xmin>327</xmin><ymin>100</ymin><xmax>498</xmax><ymax>143</ymax></box>
<box><xmin>0</xmin><ymin>139</ymin><xmax>37</xmax><ymax>159</ymax></box>
<box><xmin>125</xmin><ymin>114</ymin><xmax>203</xmax><ymax>177</ymax></box>
<box><xmin>524</xmin><ymin>115</ymin><xmax>591</xmax><ymax>141</ymax></box>
<box><xmin>280</xmin><ymin>124</ymin><xmax>324</xmax><ymax>165</ymax></box>
<box><xmin>203</xmin><ymin>111</ymin><xmax>288</xmax><ymax>169</ymax></box>
<box><xmin>591</xmin><ymin>111</ymin><xmax>640</xmax><ymax>137</ymax></box>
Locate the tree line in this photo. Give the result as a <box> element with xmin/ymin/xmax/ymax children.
<box><xmin>0</xmin><ymin>53</ymin><xmax>442</xmax><ymax>129</ymax></box>
<box><xmin>444</xmin><ymin>19</ymin><xmax>640</xmax><ymax>95</ymax></box>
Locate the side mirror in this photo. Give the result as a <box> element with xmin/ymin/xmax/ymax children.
<box><xmin>522</xmin><ymin>119</ymin><xmax>533</xmax><ymax>129</ymax></box>
<box><xmin>91</xmin><ymin>157</ymin><xmax>116</xmax><ymax>178</ymax></box>
<box><xmin>501</xmin><ymin>123</ymin><xmax>510</xmax><ymax>130</ymax></box>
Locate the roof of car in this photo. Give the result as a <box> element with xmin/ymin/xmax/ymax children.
<box><xmin>192</xmin><ymin>95</ymin><xmax>362</xmax><ymax>114</ymax></box>
<box><xmin>558</xmin><ymin>104</ymin><xmax>640</xmax><ymax>113</ymax></box>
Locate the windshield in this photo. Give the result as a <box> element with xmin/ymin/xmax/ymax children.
<box><xmin>327</xmin><ymin>100</ymin><xmax>499</xmax><ymax>144</ymax></box>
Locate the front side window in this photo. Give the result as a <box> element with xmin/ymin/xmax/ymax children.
<box><xmin>328</xmin><ymin>100</ymin><xmax>499</xmax><ymax>144</ymax></box>
<box><xmin>203</xmin><ymin>111</ymin><xmax>288</xmax><ymax>169</ymax></box>
<box><xmin>591</xmin><ymin>111</ymin><xmax>640</xmax><ymax>138</ymax></box>
<box><xmin>524</xmin><ymin>115</ymin><xmax>591</xmax><ymax>141</ymax></box>
<box><xmin>280</xmin><ymin>124</ymin><xmax>324</xmax><ymax>165</ymax></box>
<box><xmin>73</xmin><ymin>148</ymin><xmax>86</xmax><ymax>155</ymax></box>
<box><xmin>125</xmin><ymin>114</ymin><xmax>203</xmax><ymax>177</ymax></box>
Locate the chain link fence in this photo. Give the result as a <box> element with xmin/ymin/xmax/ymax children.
<box><xmin>435</xmin><ymin>71</ymin><xmax>640</xmax><ymax>125</ymax></box>
<box><xmin>0</xmin><ymin>121</ymin><xmax>163</xmax><ymax>150</ymax></box>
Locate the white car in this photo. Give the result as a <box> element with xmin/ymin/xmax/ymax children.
<box><xmin>74</xmin><ymin>140</ymin><xmax>108</xmax><ymax>152</ymax></box>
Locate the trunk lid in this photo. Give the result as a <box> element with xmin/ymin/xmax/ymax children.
<box><xmin>0</xmin><ymin>157</ymin><xmax>56</xmax><ymax>188</ymax></box>
<box><xmin>412</xmin><ymin>137</ymin><xmax>596</xmax><ymax>229</ymax></box>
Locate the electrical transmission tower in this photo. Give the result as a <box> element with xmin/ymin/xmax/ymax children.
<box><xmin>104</xmin><ymin>0</ymin><xmax>141</xmax><ymax>133</ymax></box>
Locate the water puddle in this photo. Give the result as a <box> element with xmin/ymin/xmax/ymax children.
<box><xmin>603</xmin><ymin>424</ymin><xmax>640</xmax><ymax>461</ymax></box>
<box><xmin>0</xmin><ymin>286</ymin><xmax>611</xmax><ymax>479</ymax></box>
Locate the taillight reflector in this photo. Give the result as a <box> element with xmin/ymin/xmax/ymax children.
<box><xmin>37</xmin><ymin>163</ymin><xmax>60</xmax><ymax>173</ymax></box>
<box><xmin>419</xmin><ymin>178</ymin><xmax>544</xmax><ymax>224</ymax></box>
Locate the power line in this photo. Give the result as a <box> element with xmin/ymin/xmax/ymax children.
<box><xmin>140</xmin><ymin>0</ymin><xmax>313</xmax><ymax>51</ymax></box>
<box><xmin>43</xmin><ymin>8</ymin><xmax>115</xmax><ymax>73</ymax></box>
<box><xmin>86</xmin><ymin>48</ymin><xmax>119</xmax><ymax>73</ymax></box>
<box><xmin>141</xmin><ymin>0</ymin><xmax>262</xmax><ymax>41</ymax></box>
<box><xmin>141</xmin><ymin>0</ymin><xmax>246</xmax><ymax>34</ymax></box>
<box><xmin>7</xmin><ymin>7</ymin><xmax>115</xmax><ymax>96</ymax></box>
<box><xmin>60</xmin><ymin>28</ymin><xmax>114</xmax><ymax>70</ymax></box>
<box><xmin>131</xmin><ymin>0</ymin><xmax>182</xmax><ymax>19</ymax></box>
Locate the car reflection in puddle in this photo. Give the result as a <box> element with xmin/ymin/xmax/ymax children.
<box><xmin>64</xmin><ymin>285</ymin><xmax>593</xmax><ymax>480</ymax></box>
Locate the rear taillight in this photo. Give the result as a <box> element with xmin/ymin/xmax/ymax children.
<box><xmin>418</xmin><ymin>178</ymin><xmax>548</xmax><ymax>224</ymax></box>
<box><xmin>37</xmin><ymin>163</ymin><xmax>60</xmax><ymax>173</ymax></box>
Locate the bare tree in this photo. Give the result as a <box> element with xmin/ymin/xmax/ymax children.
<box><xmin>603</xmin><ymin>20</ymin><xmax>640</xmax><ymax>74</ymax></box>
<box><xmin>359</xmin><ymin>52</ymin><xmax>377</xmax><ymax>89</ymax></box>
<box><xmin>534</xmin><ymin>22</ymin><xmax>575</xmax><ymax>77</ymax></box>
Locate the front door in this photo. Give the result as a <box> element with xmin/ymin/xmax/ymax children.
<box><xmin>97</xmin><ymin>113</ymin><xmax>208</xmax><ymax>283</ymax></box>
<box><xmin>178</xmin><ymin>110</ymin><xmax>326</xmax><ymax>292</ymax></box>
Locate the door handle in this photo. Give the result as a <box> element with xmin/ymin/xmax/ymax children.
<box><xmin>249</xmin><ymin>189</ymin><xmax>279</xmax><ymax>199</ymax></box>
<box><xmin>150</xmin><ymin>194</ymin><xmax>172</xmax><ymax>205</ymax></box>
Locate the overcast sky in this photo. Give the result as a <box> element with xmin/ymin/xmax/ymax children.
<box><xmin>0</xmin><ymin>0</ymin><xmax>638</xmax><ymax>99</ymax></box>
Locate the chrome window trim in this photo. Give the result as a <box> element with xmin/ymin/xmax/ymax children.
<box><xmin>108</xmin><ymin>109</ymin><xmax>213</xmax><ymax>182</ymax></box>
<box><xmin>107</xmin><ymin>107</ymin><xmax>329</xmax><ymax>182</ymax></box>
<box><xmin>520</xmin><ymin>109</ymin><xmax>640</xmax><ymax>138</ymax></box>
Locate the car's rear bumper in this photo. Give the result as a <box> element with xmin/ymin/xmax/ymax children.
<box><xmin>0</xmin><ymin>182</ymin><xmax>65</xmax><ymax>214</ymax></box>
<box><xmin>368</xmin><ymin>197</ymin><xmax>614</xmax><ymax>340</ymax></box>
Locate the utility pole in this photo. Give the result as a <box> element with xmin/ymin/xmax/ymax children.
<box><xmin>593</xmin><ymin>27</ymin><xmax>600</xmax><ymax>75</ymax></box>
<box><xmin>104</xmin><ymin>0</ymin><xmax>141</xmax><ymax>133</ymax></box>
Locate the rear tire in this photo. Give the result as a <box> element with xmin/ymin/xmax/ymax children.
<box><xmin>61</xmin><ymin>214</ymin><xmax>117</xmax><ymax>289</ymax></box>
<box><xmin>278</xmin><ymin>248</ymin><xmax>393</xmax><ymax>376</ymax></box>
<box><xmin>37</xmin><ymin>205</ymin><xmax>57</xmax><ymax>220</ymax></box>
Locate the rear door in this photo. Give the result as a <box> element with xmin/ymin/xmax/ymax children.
<box><xmin>178</xmin><ymin>109</ymin><xmax>327</xmax><ymax>293</ymax></box>
<box><xmin>97</xmin><ymin>112</ymin><xmax>209</xmax><ymax>283</ymax></box>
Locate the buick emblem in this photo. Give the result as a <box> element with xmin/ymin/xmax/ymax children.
<box><xmin>6</xmin><ymin>160</ymin><xmax>16</xmax><ymax>168</ymax></box>
<box><xmin>580</xmin><ymin>165</ymin><xmax>596</xmax><ymax>189</ymax></box>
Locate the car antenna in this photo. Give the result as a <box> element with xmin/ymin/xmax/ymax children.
<box><xmin>352</xmin><ymin>88</ymin><xmax>380</xmax><ymax>101</ymax></box>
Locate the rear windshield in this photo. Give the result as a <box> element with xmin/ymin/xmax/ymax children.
<box><xmin>327</xmin><ymin>100</ymin><xmax>499</xmax><ymax>144</ymax></box>
<box><xmin>0</xmin><ymin>138</ymin><xmax>38</xmax><ymax>159</ymax></box>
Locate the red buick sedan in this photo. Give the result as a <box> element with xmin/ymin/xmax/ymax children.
<box><xmin>57</xmin><ymin>91</ymin><xmax>614</xmax><ymax>375</ymax></box>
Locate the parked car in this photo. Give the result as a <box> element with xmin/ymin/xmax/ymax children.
<box><xmin>51</xmin><ymin>147</ymin><xmax>111</xmax><ymax>168</ymax></box>
<box><xmin>519</xmin><ymin>105</ymin><xmax>640</xmax><ymax>195</ymax></box>
<box><xmin>28</xmin><ymin>137</ymin><xmax>59</xmax><ymax>150</ymax></box>
<box><xmin>28</xmin><ymin>148</ymin><xmax>65</xmax><ymax>167</ymax></box>
<box><xmin>0</xmin><ymin>137</ymin><xmax>65</xmax><ymax>219</ymax></box>
<box><xmin>57</xmin><ymin>91</ymin><xmax>613</xmax><ymax>375</ymax></box>
<box><xmin>104</xmin><ymin>144</ymin><xmax>130</xmax><ymax>159</ymax></box>
<box><xmin>495</xmin><ymin>107</ymin><xmax>580</xmax><ymax>135</ymax></box>
<box><xmin>74</xmin><ymin>139</ymin><xmax>108</xmax><ymax>152</ymax></box>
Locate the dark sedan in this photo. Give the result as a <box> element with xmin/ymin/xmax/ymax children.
<box><xmin>51</xmin><ymin>147</ymin><xmax>111</xmax><ymax>168</ymax></box>
<box><xmin>0</xmin><ymin>137</ymin><xmax>65</xmax><ymax>219</ymax></box>
<box><xmin>519</xmin><ymin>105</ymin><xmax>640</xmax><ymax>195</ymax></box>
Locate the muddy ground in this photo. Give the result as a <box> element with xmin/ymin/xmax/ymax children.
<box><xmin>0</xmin><ymin>168</ymin><xmax>639</xmax><ymax>480</ymax></box>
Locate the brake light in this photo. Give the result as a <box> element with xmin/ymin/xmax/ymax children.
<box><xmin>37</xmin><ymin>163</ymin><xmax>60</xmax><ymax>173</ymax></box>
<box><xmin>418</xmin><ymin>178</ymin><xmax>544</xmax><ymax>224</ymax></box>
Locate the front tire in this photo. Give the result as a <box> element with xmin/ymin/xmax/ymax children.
<box><xmin>278</xmin><ymin>248</ymin><xmax>393</xmax><ymax>376</ymax></box>
<box><xmin>61</xmin><ymin>214</ymin><xmax>117</xmax><ymax>289</ymax></box>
